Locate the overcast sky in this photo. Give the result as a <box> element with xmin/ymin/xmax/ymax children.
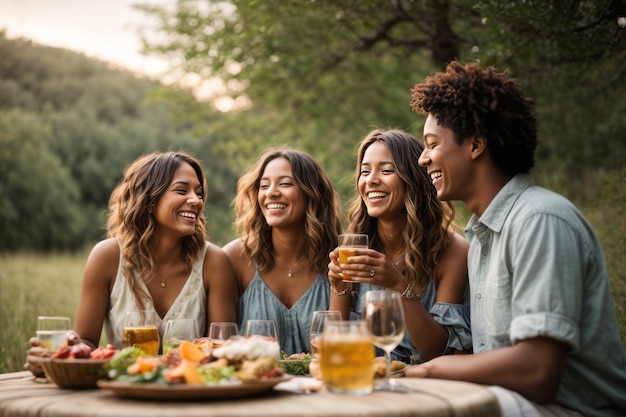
<box><xmin>0</xmin><ymin>0</ymin><xmax>170</xmax><ymax>77</ymax></box>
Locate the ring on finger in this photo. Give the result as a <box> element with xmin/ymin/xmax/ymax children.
<box><xmin>370</xmin><ymin>269</ymin><xmax>375</xmax><ymax>278</ymax></box>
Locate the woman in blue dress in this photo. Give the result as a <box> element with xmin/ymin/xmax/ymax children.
<box><xmin>328</xmin><ymin>129</ymin><xmax>472</xmax><ymax>364</ymax></box>
<box><xmin>223</xmin><ymin>147</ymin><xmax>343</xmax><ymax>356</ymax></box>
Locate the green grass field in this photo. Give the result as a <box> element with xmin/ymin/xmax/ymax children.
<box><xmin>1</xmin><ymin>251</ymin><xmax>86</xmax><ymax>373</ymax></box>
<box><xmin>1</xmin><ymin>203</ymin><xmax>624</xmax><ymax>374</ymax></box>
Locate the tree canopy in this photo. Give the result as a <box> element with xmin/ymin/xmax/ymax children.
<box><xmin>0</xmin><ymin>33</ymin><xmax>238</xmax><ymax>250</ymax></box>
<box><xmin>136</xmin><ymin>0</ymin><xmax>625</xmax><ymax>198</ymax></box>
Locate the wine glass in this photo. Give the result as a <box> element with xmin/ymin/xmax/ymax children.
<box><xmin>163</xmin><ymin>319</ymin><xmax>198</xmax><ymax>354</ymax></box>
<box><xmin>244</xmin><ymin>319</ymin><xmax>278</xmax><ymax>340</ymax></box>
<box><xmin>208</xmin><ymin>322</ymin><xmax>239</xmax><ymax>348</ymax></box>
<box><xmin>362</xmin><ymin>290</ymin><xmax>406</xmax><ymax>391</ymax></box>
<box><xmin>245</xmin><ymin>319</ymin><xmax>280</xmax><ymax>358</ymax></box>
<box><xmin>309</xmin><ymin>310</ymin><xmax>341</xmax><ymax>357</ymax></box>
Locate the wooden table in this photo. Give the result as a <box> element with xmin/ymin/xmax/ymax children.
<box><xmin>0</xmin><ymin>371</ymin><xmax>500</xmax><ymax>417</ymax></box>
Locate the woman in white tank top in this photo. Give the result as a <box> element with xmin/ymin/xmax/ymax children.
<box><xmin>25</xmin><ymin>151</ymin><xmax>237</xmax><ymax>376</ymax></box>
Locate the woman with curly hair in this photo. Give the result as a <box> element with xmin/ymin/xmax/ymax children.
<box><xmin>223</xmin><ymin>147</ymin><xmax>343</xmax><ymax>355</ymax></box>
<box><xmin>26</xmin><ymin>151</ymin><xmax>238</xmax><ymax>375</ymax></box>
<box><xmin>328</xmin><ymin>129</ymin><xmax>471</xmax><ymax>364</ymax></box>
<box><xmin>407</xmin><ymin>61</ymin><xmax>626</xmax><ymax>416</ymax></box>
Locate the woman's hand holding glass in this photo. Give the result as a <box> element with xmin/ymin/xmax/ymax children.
<box><xmin>25</xmin><ymin>315</ymin><xmax>72</xmax><ymax>377</ymax></box>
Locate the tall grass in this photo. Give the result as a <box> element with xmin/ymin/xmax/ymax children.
<box><xmin>0</xmin><ymin>251</ymin><xmax>86</xmax><ymax>373</ymax></box>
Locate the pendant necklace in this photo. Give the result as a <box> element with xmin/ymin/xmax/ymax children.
<box><xmin>277</xmin><ymin>255</ymin><xmax>306</xmax><ymax>278</ymax></box>
<box><xmin>392</xmin><ymin>249</ymin><xmax>405</xmax><ymax>269</ymax></box>
<box><xmin>156</xmin><ymin>266</ymin><xmax>185</xmax><ymax>288</ymax></box>
<box><xmin>288</xmin><ymin>257</ymin><xmax>306</xmax><ymax>278</ymax></box>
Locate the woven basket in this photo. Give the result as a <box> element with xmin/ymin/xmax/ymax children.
<box><xmin>40</xmin><ymin>358</ymin><xmax>109</xmax><ymax>389</ymax></box>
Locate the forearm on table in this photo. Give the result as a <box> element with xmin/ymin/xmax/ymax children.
<box><xmin>413</xmin><ymin>339</ymin><xmax>565</xmax><ymax>403</ymax></box>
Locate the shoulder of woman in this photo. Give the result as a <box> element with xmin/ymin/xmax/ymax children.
<box><xmin>435</xmin><ymin>232</ymin><xmax>469</xmax><ymax>282</ymax></box>
<box><xmin>87</xmin><ymin>238</ymin><xmax>120</xmax><ymax>264</ymax></box>
<box><xmin>221</xmin><ymin>238</ymin><xmax>246</xmax><ymax>261</ymax></box>
<box><xmin>83</xmin><ymin>238</ymin><xmax>120</xmax><ymax>284</ymax></box>
<box><xmin>203</xmin><ymin>241</ymin><xmax>232</xmax><ymax>267</ymax></box>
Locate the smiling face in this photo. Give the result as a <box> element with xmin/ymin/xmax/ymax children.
<box><xmin>419</xmin><ymin>114</ymin><xmax>474</xmax><ymax>203</ymax></box>
<box><xmin>257</xmin><ymin>157</ymin><xmax>307</xmax><ymax>229</ymax></box>
<box><xmin>152</xmin><ymin>161</ymin><xmax>204</xmax><ymax>238</ymax></box>
<box><xmin>358</xmin><ymin>141</ymin><xmax>406</xmax><ymax>220</ymax></box>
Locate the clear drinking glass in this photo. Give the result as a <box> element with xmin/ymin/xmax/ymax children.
<box><xmin>244</xmin><ymin>319</ymin><xmax>280</xmax><ymax>358</ymax></box>
<box><xmin>362</xmin><ymin>290</ymin><xmax>406</xmax><ymax>391</ymax></box>
<box><xmin>309</xmin><ymin>310</ymin><xmax>341</xmax><ymax>358</ymax></box>
<box><xmin>244</xmin><ymin>319</ymin><xmax>278</xmax><ymax>340</ymax></box>
<box><xmin>208</xmin><ymin>322</ymin><xmax>239</xmax><ymax>348</ymax></box>
<box><xmin>37</xmin><ymin>316</ymin><xmax>71</xmax><ymax>351</ymax></box>
<box><xmin>338</xmin><ymin>233</ymin><xmax>369</xmax><ymax>282</ymax></box>
<box><xmin>163</xmin><ymin>319</ymin><xmax>198</xmax><ymax>354</ymax></box>
<box><xmin>320</xmin><ymin>320</ymin><xmax>375</xmax><ymax>395</ymax></box>
<box><xmin>123</xmin><ymin>310</ymin><xmax>160</xmax><ymax>356</ymax></box>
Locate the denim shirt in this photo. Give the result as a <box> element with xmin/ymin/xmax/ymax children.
<box><xmin>465</xmin><ymin>174</ymin><xmax>626</xmax><ymax>416</ymax></box>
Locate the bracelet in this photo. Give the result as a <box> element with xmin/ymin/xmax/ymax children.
<box><xmin>331</xmin><ymin>283</ymin><xmax>349</xmax><ymax>296</ymax></box>
<box><xmin>401</xmin><ymin>284</ymin><xmax>415</xmax><ymax>300</ymax></box>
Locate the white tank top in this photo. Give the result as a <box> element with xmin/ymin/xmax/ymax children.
<box><xmin>104</xmin><ymin>241</ymin><xmax>209</xmax><ymax>349</ymax></box>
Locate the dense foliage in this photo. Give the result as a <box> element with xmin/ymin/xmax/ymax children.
<box><xmin>135</xmin><ymin>0</ymin><xmax>626</xmax><ymax>198</ymax></box>
<box><xmin>0</xmin><ymin>33</ymin><xmax>239</xmax><ymax>250</ymax></box>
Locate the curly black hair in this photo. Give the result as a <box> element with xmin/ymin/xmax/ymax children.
<box><xmin>410</xmin><ymin>61</ymin><xmax>538</xmax><ymax>177</ymax></box>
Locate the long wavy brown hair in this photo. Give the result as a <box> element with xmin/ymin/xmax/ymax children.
<box><xmin>233</xmin><ymin>147</ymin><xmax>342</xmax><ymax>275</ymax></box>
<box><xmin>347</xmin><ymin>129</ymin><xmax>457</xmax><ymax>296</ymax></box>
<box><xmin>106</xmin><ymin>151</ymin><xmax>208</xmax><ymax>309</ymax></box>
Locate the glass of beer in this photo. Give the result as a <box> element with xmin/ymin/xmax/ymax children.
<box><xmin>163</xmin><ymin>319</ymin><xmax>198</xmax><ymax>354</ymax></box>
<box><xmin>338</xmin><ymin>233</ymin><xmax>368</xmax><ymax>282</ymax></box>
<box><xmin>208</xmin><ymin>322</ymin><xmax>239</xmax><ymax>348</ymax></box>
<box><xmin>320</xmin><ymin>320</ymin><xmax>375</xmax><ymax>395</ymax></box>
<box><xmin>123</xmin><ymin>310</ymin><xmax>160</xmax><ymax>356</ymax></box>
<box><xmin>37</xmin><ymin>316</ymin><xmax>71</xmax><ymax>351</ymax></box>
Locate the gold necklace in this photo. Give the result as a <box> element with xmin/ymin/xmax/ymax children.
<box><xmin>156</xmin><ymin>266</ymin><xmax>185</xmax><ymax>288</ymax></box>
<box><xmin>392</xmin><ymin>250</ymin><xmax>404</xmax><ymax>269</ymax></box>
<box><xmin>276</xmin><ymin>255</ymin><xmax>306</xmax><ymax>278</ymax></box>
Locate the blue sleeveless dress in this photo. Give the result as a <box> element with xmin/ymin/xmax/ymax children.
<box><xmin>238</xmin><ymin>267</ymin><xmax>331</xmax><ymax>356</ymax></box>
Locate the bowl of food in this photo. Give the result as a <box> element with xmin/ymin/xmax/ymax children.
<box><xmin>278</xmin><ymin>352</ymin><xmax>311</xmax><ymax>376</ymax></box>
<box><xmin>40</xmin><ymin>358</ymin><xmax>110</xmax><ymax>389</ymax></box>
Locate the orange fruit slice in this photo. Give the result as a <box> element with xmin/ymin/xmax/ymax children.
<box><xmin>179</xmin><ymin>340</ymin><xmax>207</xmax><ymax>362</ymax></box>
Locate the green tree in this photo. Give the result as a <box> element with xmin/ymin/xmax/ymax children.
<box><xmin>0</xmin><ymin>34</ymin><xmax>240</xmax><ymax>249</ymax></box>
<box><xmin>136</xmin><ymin>0</ymin><xmax>625</xmax><ymax>202</ymax></box>
<box><xmin>0</xmin><ymin>110</ymin><xmax>84</xmax><ymax>251</ymax></box>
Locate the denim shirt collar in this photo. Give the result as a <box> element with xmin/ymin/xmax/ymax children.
<box><xmin>465</xmin><ymin>173</ymin><xmax>531</xmax><ymax>235</ymax></box>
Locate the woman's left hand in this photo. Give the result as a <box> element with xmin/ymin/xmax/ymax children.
<box><xmin>339</xmin><ymin>249</ymin><xmax>404</xmax><ymax>290</ymax></box>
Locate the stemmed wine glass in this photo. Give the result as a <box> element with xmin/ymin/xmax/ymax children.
<box><xmin>362</xmin><ymin>290</ymin><xmax>406</xmax><ymax>391</ymax></box>
<box><xmin>245</xmin><ymin>319</ymin><xmax>280</xmax><ymax>359</ymax></box>
<box><xmin>208</xmin><ymin>322</ymin><xmax>239</xmax><ymax>348</ymax></box>
<box><xmin>309</xmin><ymin>310</ymin><xmax>341</xmax><ymax>358</ymax></box>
